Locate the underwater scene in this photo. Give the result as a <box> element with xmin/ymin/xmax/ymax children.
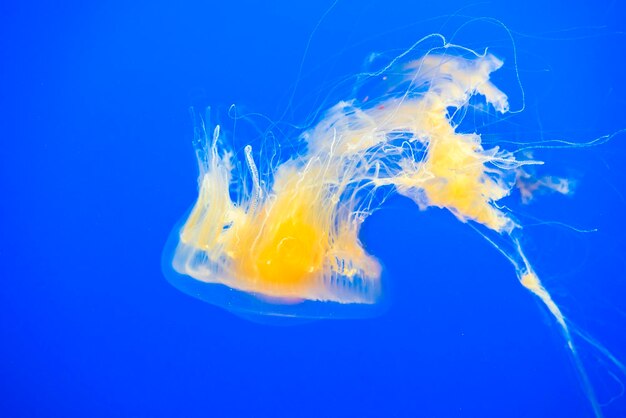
<box><xmin>2</xmin><ymin>0</ymin><xmax>626</xmax><ymax>417</ymax></box>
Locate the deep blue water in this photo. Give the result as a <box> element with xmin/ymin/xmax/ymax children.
<box><xmin>2</xmin><ymin>1</ymin><xmax>626</xmax><ymax>417</ymax></box>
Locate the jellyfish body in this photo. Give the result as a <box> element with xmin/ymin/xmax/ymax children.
<box><xmin>165</xmin><ymin>51</ymin><xmax>548</xmax><ymax>315</ymax></box>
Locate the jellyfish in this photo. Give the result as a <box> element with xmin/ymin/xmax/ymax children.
<box><xmin>163</xmin><ymin>37</ymin><xmax>623</xmax><ymax>417</ymax></box>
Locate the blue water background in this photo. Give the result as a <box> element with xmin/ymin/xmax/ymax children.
<box><xmin>2</xmin><ymin>1</ymin><xmax>626</xmax><ymax>417</ymax></box>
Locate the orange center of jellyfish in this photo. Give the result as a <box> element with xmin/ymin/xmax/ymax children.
<box><xmin>254</xmin><ymin>218</ymin><xmax>325</xmax><ymax>287</ymax></box>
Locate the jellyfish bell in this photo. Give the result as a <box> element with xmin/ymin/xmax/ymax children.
<box><xmin>162</xmin><ymin>208</ymin><xmax>390</xmax><ymax>320</ymax></box>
